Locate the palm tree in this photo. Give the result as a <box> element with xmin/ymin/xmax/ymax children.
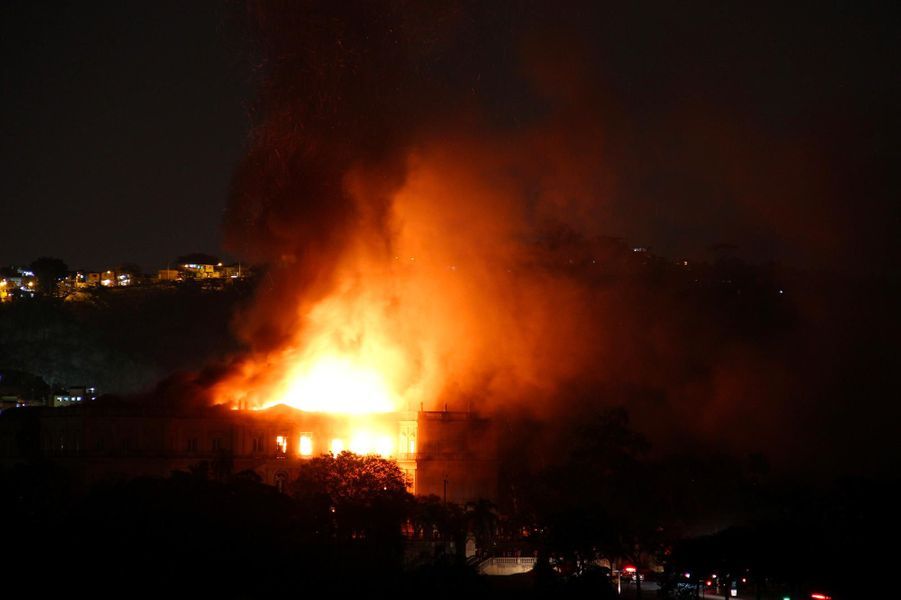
<box><xmin>465</xmin><ymin>498</ymin><xmax>499</xmax><ymax>557</ymax></box>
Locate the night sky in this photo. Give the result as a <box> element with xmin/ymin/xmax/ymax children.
<box><xmin>1</xmin><ymin>1</ymin><xmax>898</xmax><ymax>273</ymax></box>
<box><xmin>1</xmin><ymin>1</ymin><xmax>250</xmax><ymax>271</ymax></box>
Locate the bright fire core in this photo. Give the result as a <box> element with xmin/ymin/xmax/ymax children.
<box><xmin>219</xmin><ymin>148</ymin><xmax>559</xmax><ymax>458</ymax></box>
<box><xmin>266</xmin><ymin>355</ymin><xmax>402</xmax><ymax>457</ymax></box>
<box><xmin>278</xmin><ymin>356</ymin><xmax>397</xmax><ymax>414</ymax></box>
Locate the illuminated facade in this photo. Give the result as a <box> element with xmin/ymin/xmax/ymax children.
<box><xmin>0</xmin><ymin>401</ymin><xmax>498</xmax><ymax>503</ymax></box>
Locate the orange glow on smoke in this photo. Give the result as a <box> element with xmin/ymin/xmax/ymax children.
<box><xmin>215</xmin><ymin>138</ymin><xmax>606</xmax><ymax>430</ymax></box>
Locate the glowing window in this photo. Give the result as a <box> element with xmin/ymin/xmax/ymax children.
<box><xmin>299</xmin><ymin>433</ymin><xmax>313</xmax><ymax>457</ymax></box>
<box><xmin>275</xmin><ymin>435</ymin><xmax>288</xmax><ymax>455</ymax></box>
<box><xmin>330</xmin><ymin>438</ymin><xmax>344</xmax><ymax>455</ymax></box>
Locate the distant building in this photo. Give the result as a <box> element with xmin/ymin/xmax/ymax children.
<box><xmin>51</xmin><ymin>386</ymin><xmax>98</xmax><ymax>408</ymax></box>
<box><xmin>158</xmin><ymin>261</ymin><xmax>247</xmax><ymax>283</ymax></box>
<box><xmin>0</xmin><ymin>268</ymin><xmax>37</xmax><ymax>300</ymax></box>
<box><xmin>58</xmin><ymin>272</ymin><xmax>88</xmax><ymax>296</ymax></box>
<box><xmin>99</xmin><ymin>270</ymin><xmax>117</xmax><ymax>287</ymax></box>
<box><xmin>180</xmin><ymin>262</ymin><xmax>219</xmax><ymax>279</ymax></box>
<box><xmin>157</xmin><ymin>269</ymin><xmax>181</xmax><ymax>282</ymax></box>
<box><xmin>221</xmin><ymin>264</ymin><xmax>245</xmax><ymax>279</ymax></box>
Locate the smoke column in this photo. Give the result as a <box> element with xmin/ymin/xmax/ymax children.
<box><xmin>210</xmin><ymin>1</ymin><xmax>901</xmax><ymax>475</ymax></box>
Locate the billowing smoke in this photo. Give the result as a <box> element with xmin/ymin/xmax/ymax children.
<box><xmin>210</xmin><ymin>1</ymin><xmax>900</xmax><ymax>475</ymax></box>
<box><xmin>218</xmin><ymin>1</ymin><xmax>619</xmax><ymax>413</ymax></box>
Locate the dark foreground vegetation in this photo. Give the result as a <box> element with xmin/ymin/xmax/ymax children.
<box><xmin>3</xmin><ymin>410</ymin><xmax>897</xmax><ymax>598</ymax></box>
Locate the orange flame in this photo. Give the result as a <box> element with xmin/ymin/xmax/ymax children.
<box><xmin>216</xmin><ymin>138</ymin><xmax>604</xmax><ymax>420</ymax></box>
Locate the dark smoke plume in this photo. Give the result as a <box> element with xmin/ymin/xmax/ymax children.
<box><xmin>219</xmin><ymin>1</ymin><xmax>901</xmax><ymax>476</ymax></box>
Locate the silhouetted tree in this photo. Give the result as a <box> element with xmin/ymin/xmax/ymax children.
<box><xmin>466</xmin><ymin>498</ymin><xmax>499</xmax><ymax>556</ymax></box>
<box><xmin>289</xmin><ymin>451</ymin><xmax>412</xmax><ymax>548</ymax></box>
<box><xmin>514</xmin><ymin>407</ymin><xmax>662</xmax><ymax>576</ymax></box>
<box><xmin>412</xmin><ymin>494</ymin><xmax>442</xmax><ymax>541</ymax></box>
<box><xmin>230</xmin><ymin>468</ymin><xmax>263</xmax><ymax>485</ymax></box>
<box><xmin>29</xmin><ymin>256</ymin><xmax>68</xmax><ymax>295</ymax></box>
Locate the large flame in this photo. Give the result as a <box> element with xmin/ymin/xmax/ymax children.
<box><xmin>265</xmin><ymin>278</ymin><xmax>413</xmax><ymax>414</ymax></box>
<box><xmin>215</xmin><ymin>140</ymin><xmax>600</xmax><ymax>425</ymax></box>
<box><xmin>216</xmin><ymin>277</ymin><xmax>416</xmax><ymax>415</ymax></box>
<box><xmin>280</xmin><ymin>356</ymin><xmax>395</xmax><ymax>414</ymax></box>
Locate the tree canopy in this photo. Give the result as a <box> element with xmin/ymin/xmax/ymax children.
<box><xmin>29</xmin><ymin>256</ymin><xmax>68</xmax><ymax>295</ymax></box>
<box><xmin>289</xmin><ymin>451</ymin><xmax>412</xmax><ymax>547</ymax></box>
<box><xmin>291</xmin><ymin>451</ymin><xmax>408</xmax><ymax>501</ymax></box>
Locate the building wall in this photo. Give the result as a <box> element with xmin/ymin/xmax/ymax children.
<box><xmin>0</xmin><ymin>405</ymin><xmax>499</xmax><ymax>502</ymax></box>
<box><xmin>415</xmin><ymin>411</ymin><xmax>499</xmax><ymax>503</ymax></box>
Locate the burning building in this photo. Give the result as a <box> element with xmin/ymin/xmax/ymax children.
<box><xmin>0</xmin><ymin>399</ymin><xmax>499</xmax><ymax>504</ymax></box>
<box><xmin>210</xmin><ymin>1</ymin><xmax>627</xmax><ymax>432</ymax></box>
<box><xmin>4</xmin><ymin>2</ymin><xmax>767</xmax><ymax>507</ymax></box>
